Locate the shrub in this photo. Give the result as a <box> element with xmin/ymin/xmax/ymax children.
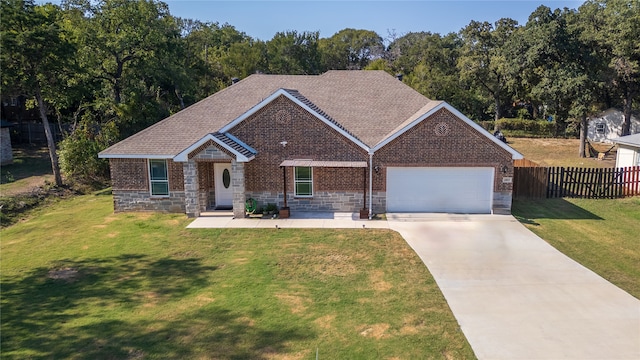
<box><xmin>58</xmin><ymin>121</ymin><xmax>118</xmax><ymax>189</ymax></box>
<box><xmin>494</xmin><ymin>118</ymin><xmax>557</xmax><ymax>137</ymax></box>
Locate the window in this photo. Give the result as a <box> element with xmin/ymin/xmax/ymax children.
<box><xmin>149</xmin><ymin>159</ymin><xmax>169</xmax><ymax>196</ymax></box>
<box><xmin>596</xmin><ymin>123</ymin><xmax>606</xmax><ymax>134</ymax></box>
<box><xmin>294</xmin><ymin>166</ymin><xmax>313</xmax><ymax>197</ymax></box>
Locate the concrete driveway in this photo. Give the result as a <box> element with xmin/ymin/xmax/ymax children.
<box><xmin>389</xmin><ymin>214</ymin><xmax>640</xmax><ymax>360</ymax></box>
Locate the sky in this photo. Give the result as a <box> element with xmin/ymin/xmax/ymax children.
<box><xmin>163</xmin><ymin>0</ymin><xmax>586</xmax><ymax>41</ymax></box>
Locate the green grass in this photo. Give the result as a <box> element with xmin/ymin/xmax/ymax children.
<box><xmin>0</xmin><ymin>146</ymin><xmax>53</xmax><ymax>196</ymax></box>
<box><xmin>512</xmin><ymin>197</ymin><xmax>640</xmax><ymax>299</ymax></box>
<box><xmin>1</xmin><ymin>193</ymin><xmax>474</xmax><ymax>359</ymax></box>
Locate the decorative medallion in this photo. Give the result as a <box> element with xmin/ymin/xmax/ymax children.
<box><xmin>434</xmin><ymin>122</ymin><xmax>450</xmax><ymax>136</ymax></box>
<box><xmin>275</xmin><ymin>110</ymin><xmax>291</xmax><ymax>125</ymax></box>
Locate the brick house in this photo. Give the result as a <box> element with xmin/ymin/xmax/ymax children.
<box><xmin>99</xmin><ymin>71</ymin><xmax>522</xmax><ymax>218</ymax></box>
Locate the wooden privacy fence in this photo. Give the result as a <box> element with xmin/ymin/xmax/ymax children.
<box><xmin>514</xmin><ymin>166</ymin><xmax>640</xmax><ymax>199</ymax></box>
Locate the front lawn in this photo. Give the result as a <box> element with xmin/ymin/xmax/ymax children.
<box><xmin>1</xmin><ymin>193</ymin><xmax>474</xmax><ymax>359</ymax></box>
<box><xmin>512</xmin><ymin>197</ymin><xmax>640</xmax><ymax>299</ymax></box>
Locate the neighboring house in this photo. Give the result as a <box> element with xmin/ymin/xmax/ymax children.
<box><xmin>612</xmin><ymin>134</ymin><xmax>640</xmax><ymax>168</ymax></box>
<box><xmin>1</xmin><ymin>120</ymin><xmax>14</xmax><ymax>165</ymax></box>
<box><xmin>99</xmin><ymin>71</ymin><xmax>522</xmax><ymax>218</ymax></box>
<box><xmin>588</xmin><ymin>108</ymin><xmax>640</xmax><ymax>144</ymax></box>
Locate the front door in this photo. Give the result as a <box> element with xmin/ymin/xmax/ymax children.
<box><xmin>214</xmin><ymin>163</ymin><xmax>233</xmax><ymax>209</ymax></box>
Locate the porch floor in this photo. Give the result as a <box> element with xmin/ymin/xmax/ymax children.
<box><xmin>187</xmin><ymin>211</ymin><xmax>391</xmax><ymax>229</ymax></box>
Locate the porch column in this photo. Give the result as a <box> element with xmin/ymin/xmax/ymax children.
<box><xmin>183</xmin><ymin>160</ymin><xmax>200</xmax><ymax>217</ymax></box>
<box><xmin>231</xmin><ymin>160</ymin><xmax>246</xmax><ymax>218</ymax></box>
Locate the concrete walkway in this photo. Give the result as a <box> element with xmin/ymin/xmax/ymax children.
<box><xmin>187</xmin><ymin>211</ymin><xmax>391</xmax><ymax>229</ymax></box>
<box><xmin>390</xmin><ymin>215</ymin><xmax>640</xmax><ymax>360</ymax></box>
<box><xmin>187</xmin><ymin>212</ymin><xmax>640</xmax><ymax>359</ymax></box>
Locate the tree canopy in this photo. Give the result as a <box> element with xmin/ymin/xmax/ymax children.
<box><xmin>1</xmin><ymin>0</ymin><xmax>638</xmax><ymax>186</ymax></box>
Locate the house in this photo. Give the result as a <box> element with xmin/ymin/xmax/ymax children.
<box><xmin>1</xmin><ymin>119</ymin><xmax>14</xmax><ymax>166</ymax></box>
<box><xmin>99</xmin><ymin>71</ymin><xmax>522</xmax><ymax>218</ymax></box>
<box><xmin>612</xmin><ymin>134</ymin><xmax>640</xmax><ymax>168</ymax></box>
<box><xmin>588</xmin><ymin>108</ymin><xmax>640</xmax><ymax>144</ymax></box>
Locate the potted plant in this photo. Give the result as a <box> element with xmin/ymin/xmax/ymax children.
<box><xmin>279</xmin><ymin>206</ymin><xmax>290</xmax><ymax>218</ymax></box>
<box><xmin>266</xmin><ymin>203</ymin><xmax>277</xmax><ymax>215</ymax></box>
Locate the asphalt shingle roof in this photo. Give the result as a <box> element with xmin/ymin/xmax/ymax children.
<box><xmin>100</xmin><ymin>70</ymin><xmax>435</xmax><ymax>157</ymax></box>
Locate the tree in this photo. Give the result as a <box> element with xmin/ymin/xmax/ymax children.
<box><xmin>266</xmin><ymin>30</ymin><xmax>321</xmax><ymax>74</ymax></box>
<box><xmin>1</xmin><ymin>0</ymin><xmax>76</xmax><ymax>186</ymax></box>
<box><xmin>61</xmin><ymin>0</ymin><xmax>187</xmax><ymax>137</ymax></box>
<box><xmin>510</xmin><ymin>7</ymin><xmax>586</xmax><ymax>136</ymax></box>
<box><xmin>579</xmin><ymin>0</ymin><xmax>640</xmax><ymax>136</ymax></box>
<box><xmin>387</xmin><ymin>32</ymin><xmax>485</xmax><ymax>118</ymax></box>
<box><xmin>567</xmin><ymin>7</ymin><xmax>609</xmax><ymax>157</ymax></box>
<box><xmin>319</xmin><ymin>28</ymin><xmax>384</xmax><ymax>70</ymax></box>
<box><xmin>458</xmin><ymin>19</ymin><xmax>518</xmax><ymax>123</ymax></box>
<box><xmin>181</xmin><ymin>20</ymin><xmax>265</xmax><ymax>92</ymax></box>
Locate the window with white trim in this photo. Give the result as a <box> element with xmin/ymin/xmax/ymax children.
<box><xmin>596</xmin><ymin>123</ymin><xmax>606</xmax><ymax>134</ymax></box>
<box><xmin>294</xmin><ymin>166</ymin><xmax>313</xmax><ymax>197</ymax></box>
<box><xmin>149</xmin><ymin>159</ymin><xmax>169</xmax><ymax>196</ymax></box>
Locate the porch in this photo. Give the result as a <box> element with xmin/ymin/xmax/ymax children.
<box><xmin>187</xmin><ymin>211</ymin><xmax>390</xmax><ymax>229</ymax></box>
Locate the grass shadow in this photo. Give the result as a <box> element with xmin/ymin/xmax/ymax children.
<box><xmin>0</xmin><ymin>145</ymin><xmax>52</xmax><ymax>184</ymax></box>
<box><xmin>512</xmin><ymin>198</ymin><xmax>603</xmax><ymax>222</ymax></box>
<box><xmin>1</xmin><ymin>253</ymin><xmax>313</xmax><ymax>359</ymax></box>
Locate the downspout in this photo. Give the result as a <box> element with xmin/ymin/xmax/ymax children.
<box><xmin>368</xmin><ymin>151</ymin><xmax>374</xmax><ymax>220</ymax></box>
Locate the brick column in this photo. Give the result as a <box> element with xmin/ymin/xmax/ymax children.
<box><xmin>183</xmin><ymin>160</ymin><xmax>200</xmax><ymax>217</ymax></box>
<box><xmin>231</xmin><ymin>160</ymin><xmax>246</xmax><ymax>218</ymax></box>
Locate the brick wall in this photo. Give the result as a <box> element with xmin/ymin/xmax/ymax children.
<box><xmin>110</xmin><ymin>158</ymin><xmax>184</xmax><ymax>191</ymax></box>
<box><xmin>110</xmin><ymin>158</ymin><xmax>148</xmax><ymax>190</ymax></box>
<box><xmin>373</xmin><ymin>108</ymin><xmax>514</xmax><ymax>192</ymax></box>
<box><xmin>169</xmin><ymin>160</ymin><xmax>184</xmax><ymax>191</ymax></box>
<box><xmin>231</xmin><ymin>95</ymin><xmax>368</xmax><ymax>192</ymax></box>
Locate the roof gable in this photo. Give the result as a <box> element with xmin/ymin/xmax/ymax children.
<box><xmin>173</xmin><ymin>132</ymin><xmax>257</xmax><ymax>162</ymax></box>
<box><xmin>220</xmin><ymin>88</ymin><xmax>369</xmax><ymax>152</ymax></box>
<box><xmin>373</xmin><ymin>102</ymin><xmax>523</xmax><ymax>160</ymax></box>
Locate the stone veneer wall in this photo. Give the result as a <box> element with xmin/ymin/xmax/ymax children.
<box><xmin>1</xmin><ymin>128</ymin><xmax>13</xmax><ymax>165</ymax></box>
<box><xmin>231</xmin><ymin>161</ymin><xmax>245</xmax><ymax>218</ymax></box>
<box><xmin>246</xmin><ymin>190</ymin><xmax>386</xmax><ymax>213</ymax></box>
<box><xmin>492</xmin><ymin>192</ymin><xmax>513</xmax><ymax>215</ymax></box>
<box><xmin>112</xmin><ymin>190</ymin><xmax>186</xmax><ymax>213</ymax></box>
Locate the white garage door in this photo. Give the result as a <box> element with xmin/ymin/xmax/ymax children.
<box><xmin>386</xmin><ymin>167</ymin><xmax>494</xmax><ymax>213</ymax></box>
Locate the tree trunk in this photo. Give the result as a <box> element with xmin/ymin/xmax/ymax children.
<box><xmin>531</xmin><ymin>100</ymin><xmax>539</xmax><ymax>119</ymax></box>
<box><xmin>36</xmin><ymin>87</ymin><xmax>63</xmax><ymax>186</ymax></box>
<box><xmin>493</xmin><ymin>93</ymin><xmax>502</xmax><ymax>131</ymax></box>
<box><xmin>621</xmin><ymin>90</ymin><xmax>633</xmax><ymax>136</ymax></box>
<box><xmin>175</xmin><ymin>87</ymin><xmax>185</xmax><ymax>109</ymax></box>
<box><xmin>579</xmin><ymin>114</ymin><xmax>588</xmax><ymax>158</ymax></box>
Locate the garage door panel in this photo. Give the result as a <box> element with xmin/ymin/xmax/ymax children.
<box><xmin>387</xmin><ymin>167</ymin><xmax>493</xmax><ymax>213</ymax></box>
